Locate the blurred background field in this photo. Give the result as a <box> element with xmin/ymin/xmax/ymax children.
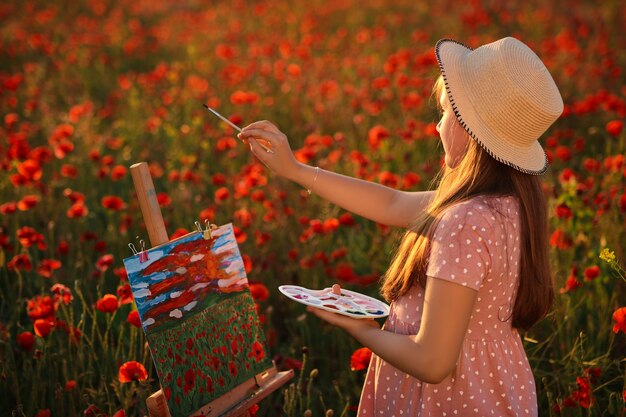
<box><xmin>1</xmin><ymin>0</ymin><xmax>625</xmax><ymax>416</ymax></box>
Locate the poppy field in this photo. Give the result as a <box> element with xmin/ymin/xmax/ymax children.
<box><xmin>1</xmin><ymin>0</ymin><xmax>625</xmax><ymax>416</ymax></box>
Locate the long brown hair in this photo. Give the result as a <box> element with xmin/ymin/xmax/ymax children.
<box><xmin>380</xmin><ymin>76</ymin><xmax>555</xmax><ymax>331</ymax></box>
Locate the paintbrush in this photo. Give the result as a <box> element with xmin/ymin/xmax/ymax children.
<box><xmin>203</xmin><ymin>104</ymin><xmax>274</xmax><ymax>154</ymax></box>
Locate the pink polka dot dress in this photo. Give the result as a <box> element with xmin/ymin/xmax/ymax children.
<box><xmin>358</xmin><ymin>195</ymin><xmax>538</xmax><ymax>417</ymax></box>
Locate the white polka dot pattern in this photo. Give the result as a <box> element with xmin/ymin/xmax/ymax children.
<box><xmin>357</xmin><ymin>195</ymin><xmax>538</xmax><ymax>417</ymax></box>
<box><xmin>425</xmin><ymin>201</ymin><xmax>492</xmax><ymax>291</ymax></box>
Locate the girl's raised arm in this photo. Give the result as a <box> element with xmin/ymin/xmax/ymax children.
<box><xmin>289</xmin><ymin>164</ymin><xmax>435</xmax><ymax>227</ymax></box>
<box><xmin>239</xmin><ymin>121</ymin><xmax>434</xmax><ymax>227</ymax></box>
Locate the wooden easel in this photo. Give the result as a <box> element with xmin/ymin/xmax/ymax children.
<box><xmin>130</xmin><ymin>162</ymin><xmax>294</xmax><ymax>417</ymax></box>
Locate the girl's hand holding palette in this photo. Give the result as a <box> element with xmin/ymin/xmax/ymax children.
<box><xmin>278</xmin><ymin>285</ymin><xmax>390</xmax><ymax>318</ymax></box>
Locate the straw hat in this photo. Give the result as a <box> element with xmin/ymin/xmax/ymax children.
<box><xmin>434</xmin><ymin>37</ymin><xmax>564</xmax><ymax>175</ymax></box>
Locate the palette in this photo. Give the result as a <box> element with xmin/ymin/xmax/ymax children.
<box><xmin>278</xmin><ymin>285</ymin><xmax>390</xmax><ymax>318</ymax></box>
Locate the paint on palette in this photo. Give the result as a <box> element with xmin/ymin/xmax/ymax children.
<box><xmin>278</xmin><ymin>285</ymin><xmax>390</xmax><ymax>319</ymax></box>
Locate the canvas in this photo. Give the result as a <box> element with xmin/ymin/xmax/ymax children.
<box><xmin>123</xmin><ymin>223</ymin><xmax>272</xmax><ymax>417</ymax></box>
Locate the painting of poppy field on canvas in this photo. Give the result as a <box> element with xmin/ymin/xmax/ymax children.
<box><xmin>123</xmin><ymin>224</ymin><xmax>272</xmax><ymax>416</ymax></box>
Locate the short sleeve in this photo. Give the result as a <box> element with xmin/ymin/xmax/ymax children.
<box><xmin>425</xmin><ymin>202</ymin><xmax>492</xmax><ymax>291</ymax></box>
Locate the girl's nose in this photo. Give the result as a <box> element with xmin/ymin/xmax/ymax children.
<box><xmin>436</xmin><ymin>120</ymin><xmax>442</xmax><ymax>133</ymax></box>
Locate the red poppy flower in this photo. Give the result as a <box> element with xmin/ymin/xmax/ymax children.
<box><xmin>350</xmin><ymin>347</ymin><xmax>372</xmax><ymax>371</ymax></box>
<box><xmin>559</xmin><ymin>275</ymin><xmax>582</xmax><ymax>294</ymax></box>
<box><xmin>118</xmin><ymin>361</ymin><xmax>148</xmax><ymax>383</ymax></box>
<box><xmin>27</xmin><ymin>295</ymin><xmax>56</xmax><ymax>320</ymax></box>
<box><xmin>249</xmin><ymin>283</ymin><xmax>270</xmax><ymax>301</ymax></box>
<box><xmin>49</xmin><ymin>123</ymin><xmax>74</xmax><ymax>143</ymax></box>
<box><xmin>210</xmin><ymin>173</ymin><xmax>226</xmax><ymax>185</ymax></box>
<box><xmin>168</xmin><ymin>170</ymin><xmax>180</xmax><ymax>182</ymax></box>
<box><xmin>549</xmin><ymin>229</ymin><xmax>573</xmax><ymax>249</ymax></box>
<box><xmin>114</xmin><ymin>267</ymin><xmax>129</xmax><ymax>281</ymax></box>
<box><xmin>402</xmin><ymin>172</ymin><xmax>421</xmax><ymax>189</ymax></box>
<box><xmin>185</xmin><ymin>337</ymin><xmax>194</xmax><ymax>350</ymax></box>
<box><xmin>34</xmin><ymin>410</ymin><xmax>50</xmax><ymax>417</ymax></box>
<box><xmin>127</xmin><ymin>310</ymin><xmax>141</xmax><ymax>328</ymax></box>
<box><xmin>555</xmin><ymin>203</ymin><xmax>573</xmax><ymax>219</ymax></box>
<box><xmin>247</xmin><ymin>404</ymin><xmax>259</xmax><ymax>417</ymax></box>
<box><xmin>334</xmin><ymin>262</ymin><xmax>358</xmax><ymax>284</ymax></box>
<box><xmin>332</xmin><ymin>248</ymin><xmax>348</xmax><ymax>260</ymax></box>
<box><xmin>198</xmin><ymin>206</ymin><xmax>216</xmax><ymax>223</ymax></box>
<box><xmin>60</xmin><ymin>164</ymin><xmax>78</xmax><ymax>178</ymax></box>
<box><xmin>251</xmin><ymin>341</ymin><xmax>265</xmax><ymax>362</ymax></box>
<box><xmin>63</xmin><ymin>189</ymin><xmax>85</xmax><ymax>203</ymax></box>
<box><xmin>57</xmin><ymin>240</ymin><xmax>70</xmax><ymax>255</ymax></box>
<box><xmin>169</xmin><ymin>228</ymin><xmax>189</xmax><ymax>240</ymax></box>
<box><xmin>102</xmin><ymin>196</ymin><xmax>126</xmax><ymax>211</ymax></box>
<box><xmin>34</xmin><ymin>318</ymin><xmax>55</xmax><ymax>338</ymax></box>
<box><xmin>16</xmin><ymin>331</ymin><xmax>35</xmax><ymax>351</ymax></box>
<box><xmin>558</xmin><ymin>168</ymin><xmax>577</xmax><ymax>184</ymax></box>
<box><xmin>67</xmin><ymin>202</ymin><xmax>88</xmax><ymax>218</ymax></box>
<box><xmin>612</xmin><ymin>307</ymin><xmax>626</xmax><ymax>334</ymax></box>
<box><xmin>216</xmin><ymin>43</ymin><xmax>235</xmax><ymax>60</ymax></box>
<box><xmin>112</xmin><ymin>410</ymin><xmax>126</xmax><ymax>417</ymax></box>
<box><xmin>367</xmin><ymin>125</ymin><xmax>389</xmax><ymax>149</ymax></box>
<box><xmin>606</xmin><ymin>120</ymin><xmax>623</xmax><ymax>137</ymax></box>
<box><xmin>309</xmin><ymin>219</ymin><xmax>324</xmax><ymax>234</ymax></box>
<box><xmin>0</xmin><ymin>234</ymin><xmax>10</xmax><ymax>251</ymax></box>
<box><xmin>11</xmin><ymin>173</ymin><xmax>29</xmax><ymax>187</ymax></box>
<box><xmin>183</xmin><ymin>368</ymin><xmax>195</xmax><ymax>394</ymax></box>
<box><xmin>339</xmin><ymin>212</ymin><xmax>355</xmax><ymax>226</ymax></box>
<box><xmin>216</xmin><ymin>136</ymin><xmax>237</xmax><ymax>151</ymax></box>
<box><xmin>51</xmin><ymin>283</ymin><xmax>73</xmax><ymax>305</ymax></box>
<box><xmin>30</xmin><ymin>146</ymin><xmax>52</xmax><ymax>163</ymax></box>
<box><xmin>254</xmin><ymin>231</ymin><xmax>271</xmax><ymax>246</ymax></box>
<box><xmin>228</xmin><ymin>361</ymin><xmax>238</xmax><ymax>377</ymax></box>
<box><xmin>4</xmin><ymin>112</ymin><xmax>18</xmax><ymax>127</ymax></box>
<box><xmin>554</xmin><ymin>145</ymin><xmax>571</xmax><ymax>162</ymax></box>
<box><xmin>96</xmin><ymin>294</ymin><xmax>118</xmax><ymax>313</ymax></box>
<box><xmin>53</xmin><ymin>139</ymin><xmax>74</xmax><ymax>159</ymax></box>
<box><xmin>323</xmin><ymin>218</ymin><xmax>340</xmax><ymax>233</ymax></box>
<box><xmin>230</xmin><ymin>90</ymin><xmax>259</xmax><ymax>105</ymax></box>
<box><xmin>117</xmin><ymin>283</ymin><xmax>133</xmax><ymax>305</ymax></box>
<box><xmin>234</xmin><ymin>208</ymin><xmax>253</xmax><ymax>228</ymax></box>
<box><xmin>17</xmin><ymin>226</ymin><xmax>45</xmax><ymax>248</ymax></box>
<box><xmin>110</xmin><ymin>165</ymin><xmax>127</xmax><ymax>181</ymax></box>
<box><xmin>94</xmin><ymin>240</ymin><xmax>107</xmax><ymax>252</ymax></box>
<box><xmin>250</xmin><ymin>190</ymin><xmax>265</xmax><ymax>202</ymax></box>
<box><xmin>36</xmin><ymin>259</ymin><xmax>62</xmax><ymax>278</ymax></box>
<box><xmin>242</xmin><ymin>254</ymin><xmax>253</xmax><ymax>273</ymax></box>
<box><xmin>157</xmin><ymin>192</ymin><xmax>171</xmax><ymax>207</ymax></box>
<box><xmin>17</xmin><ymin>195</ymin><xmax>40</xmax><ymax>211</ymax></box>
<box><xmin>17</xmin><ymin>159</ymin><xmax>42</xmax><ymax>181</ymax></box>
<box><xmin>65</xmin><ymin>380</ymin><xmax>77</xmax><ymax>391</ymax></box>
<box><xmin>96</xmin><ymin>254</ymin><xmax>114</xmax><ymax>272</ymax></box>
<box><xmin>82</xmin><ymin>403</ymin><xmax>101</xmax><ymax>416</ymax></box>
<box><xmin>583</xmin><ymin>265</ymin><xmax>600</xmax><ymax>281</ymax></box>
<box><xmin>0</xmin><ymin>202</ymin><xmax>17</xmax><ymax>215</ymax></box>
<box><xmin>233</xmin><ymin>226</ymin><xmax>247</xmax><ymax>243</ymax></box>
<box><xmin>215</xmin><ymin>187</ymin><xmax>230</xmax><ymax>202</ymax></box>
<box><xmin>571</xmin><ymin>376</ymin><xmax>594</xmax><ymax>408</ymax></box>
<box><xmin>8</xmin><ymin>254</ymin><xmax>33</xmax><ymax>272</ymax></box>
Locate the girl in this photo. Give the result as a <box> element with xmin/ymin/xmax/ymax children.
<box><xmin>238</xmin><ymin>37</ymin><xmax>563</xmax><ymax>416</ymax></box>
